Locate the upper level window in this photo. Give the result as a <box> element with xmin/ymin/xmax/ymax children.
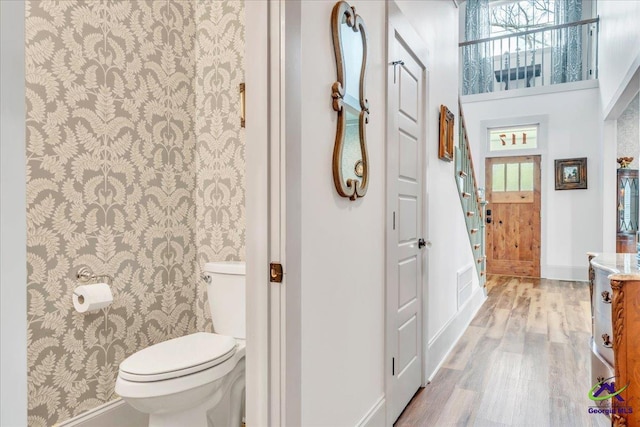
<box><xmin>490</xmin><ymin>1</ymin><xmax>555</xmax><ymax>39</ymax></box>
<box><xmin>461</xmin><ymin>0</ymin><xmax>597</xmax><ymax>95</ymax></box>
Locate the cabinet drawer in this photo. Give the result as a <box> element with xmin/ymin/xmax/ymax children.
<box><xmin>594</xmin><ymin>315</ymin><xmax>614</xmax><ymax>365</ymax></box>
<box><xmin>593</xmin><ymin>289</ymin><xmax>612</xmax><ymax>333</ymax></box>
<box><xmin>593</xmin><ymin>269</ymin><xmax>613</xmax><ymax>321</ymax></box>
<box><xmin>593</xmin><ymin>269</ymin><xmax>614</xmax><ymax>365</ymax></box>
<box><xmin>590</xmin><ymin>342</ymin><xmax>614</xmax><ymax>418</ymax></box>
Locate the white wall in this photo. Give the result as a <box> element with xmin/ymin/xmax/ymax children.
<box><xmin>291</xmin><ymin>2</ymin><xmax>484</xmax><ymax>424</ymax></box>
<box><xmin>597</xmin><ymin>0</ymin><xmax>640</xmax><ymax>116</ymax></box>
<box><xmin>298</xmin><ymin>2</ymin><xmax>386</xmax><ymax>424</ymax></box>
<box><xmin>462</xmin><ymin>86</ymin><xmax>603</xmax><ymax>281</ymax></box>
<box><xmin>0</xmin><ymin>1</ymin><xmax>28</xmax><ymax>425</ymax></box>
<box><xmin>597</xmin><ymin>1</ymin><xmax>640</xmax><ymax>253</ymax></box>
<box><xmin>601</xmin><ymin>119</ymin><xmax>617</xmax><ymax>253</ymax></box>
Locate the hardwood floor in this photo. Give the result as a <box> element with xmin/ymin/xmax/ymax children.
<box><xmin>395</xmin><ymin>275</ymin><xmax>610</xmax><ymax>427</ymax></box>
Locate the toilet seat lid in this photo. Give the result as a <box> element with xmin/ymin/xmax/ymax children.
<box><xmin>119</xmin><ymin>332</ymin><xmax>236</xmax><ymax>381</ymax></box>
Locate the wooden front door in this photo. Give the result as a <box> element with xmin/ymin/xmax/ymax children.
<box><xmin>485</xmin><ymin>156</ymin><xmax>541</xmax><ymax>277</ymax></box>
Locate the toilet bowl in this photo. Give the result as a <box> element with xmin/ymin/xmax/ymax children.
<box><xmin>115</xmin><ymin>262</ymin><xmax>246</xmax><ymax>427</ymax></box>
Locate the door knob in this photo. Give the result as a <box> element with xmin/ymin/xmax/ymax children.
<box><xmin>418</xmin><ymin>238</ymin><xmax>426</xmax><ymax>249</ymax></box>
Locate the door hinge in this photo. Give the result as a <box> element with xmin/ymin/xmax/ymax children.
<box><xmin>270</xmin><ymin>262</ymin><xmax>283</xmax><ymax>283</ymax></box>
<box><xmin>240</xmin><ymin>83</ymin><xmax>246</xmax><ymax>128</ymax></box>
<box><xmin>392</xmin><ymin>357</ymin><xmax>395</xmax><ymax>376</ymax></box>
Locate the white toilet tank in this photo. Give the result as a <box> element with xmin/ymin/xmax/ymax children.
<box><xmin>204</xmin><ymin>261</ymin><xmax>246</xmax><ymax>339</ymax></box>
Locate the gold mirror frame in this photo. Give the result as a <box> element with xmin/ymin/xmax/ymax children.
<box><xmin>331</xmin><ymin>1</ymin><xmax>369</xmax><ymax>200</ymax></box>
<box><xmin>438</xmin><ymin>105</ymin><xmax>454</xmax><ymax>162</ymax></box>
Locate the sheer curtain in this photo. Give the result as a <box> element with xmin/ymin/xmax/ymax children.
<box><xmin>463</xmin><ymin>0</ymin><xmax>494</xmax><ymax>95</ymax></box>
<box><xmin>551</xmin><ymin>0</ymin><xmax>583</xmax><ymax>84</ymax></box>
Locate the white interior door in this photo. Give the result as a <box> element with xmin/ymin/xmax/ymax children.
<box><xmin>386</xmin><ymin>11</ymin><xmax>427</xmax><ymax>424</ymax></box>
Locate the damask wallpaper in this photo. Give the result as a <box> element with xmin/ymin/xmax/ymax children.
<box><xmin>195</xmin><ymin>0</ymin><xmax>245</xmax><ymax>331</ymax></box>
<box><xmin>25</xmin><ymin>1</ymin><xmax>244</xmax><ymax>425</ymax></box>
<box><xmin>617</xmin><ymin>93</ymin><xmax>639</xmax><ymax>169</ymax></box>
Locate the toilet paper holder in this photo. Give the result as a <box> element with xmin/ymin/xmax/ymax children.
<box><xmin>72</xmin><ymin>270</ymin><xmax>114</xmax><ymax>313</ymax></box>
<box><xmin>75</xmin><ymin>266</ymin><xmax>113</xmax><ymax>294</ymax></box>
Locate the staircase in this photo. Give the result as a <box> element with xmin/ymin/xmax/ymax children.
<box><xmin>455</xmin><ymin>99</ymin><xmax>487</xmax><ymax>290</ymax></box>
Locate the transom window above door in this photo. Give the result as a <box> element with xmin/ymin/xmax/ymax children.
<box><xmin>488</xmin><ymin>125</ymin><xmax>538</xmax><ymax>152</ymax></box>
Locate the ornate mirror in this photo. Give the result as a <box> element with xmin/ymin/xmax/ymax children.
<box><xmin>331</xmin><ymin>1</ymin><xmax>369</xmax><ymax>200</ymax></box>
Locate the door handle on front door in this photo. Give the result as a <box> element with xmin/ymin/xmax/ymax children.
<box><xmin>418</xmin><ymin>238</ymin><xmax>426</xmax><ymax>249</ymax></box>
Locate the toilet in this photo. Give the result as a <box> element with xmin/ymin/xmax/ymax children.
<box><xmin>115</xmin><ymin>262</ymin><xmax>246</xmax><ymax>427</ymax></box>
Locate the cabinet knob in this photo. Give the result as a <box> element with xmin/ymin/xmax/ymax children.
<box><xmin>601</xmin><ymin>291</ymin><xmax>612</xmax><ymax>304</ymax></box>
<box><xmin>601</xmin><ymin>333</ymin><xmax>613</xmax><ymax>348</ymax></box>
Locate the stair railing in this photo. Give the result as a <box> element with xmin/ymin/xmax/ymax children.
<box><xmin>455</xmin><ymin>99</ymin><xmax>487</xmax><ymax>291</ymax></box>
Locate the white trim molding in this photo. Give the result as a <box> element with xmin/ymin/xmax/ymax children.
<box><xmin>426</xmin><ymin>287</ymin><xmax>486</xmax><ymax>381</ymax></box>
<box><xmin>0</xmin><ymin>1</ymin><xmax>28</xmax><ymax>425</ymax></box>
<box><xmin>603</xmin><ymin>54</ymin><xmax>640</xmax><ymax>120</ymax></box>
<box><xmin>462</xmin><ymin>79</ymin><xmax>599</xmax><ymax>104</ymax></box>
<box><xmin>356</xmin><ymin>396</ymin><xmax>386</xmax><ymax>427</ymax></box>
<box><xmin>245</xmin><ymin>0</ymin><xmax>275</xmax><ymax>425</ymax></box>
<box><xmin>55</xmin><ymin>399</ymin><xmax>146</xmax><ymax>427</ymax></box>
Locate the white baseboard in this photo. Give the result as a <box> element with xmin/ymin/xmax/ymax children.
<box><xmin>542</xmin><ymin>264</ymin><xmax>588</xmax><ymax>282</ymax></box>
<box><xmin>426</xmin><ymin>286</ymin><xmax>486</xmax><ymax>381</ymax></box>
<box><xmin>56</xmin><ymin>398</ymin><xmax>147</xmax><ymax>427</ymax></box>
<box><xmin>355</xmin><ymin>396</ymin><xmax>385</xmax><ymax>427</ymax></box>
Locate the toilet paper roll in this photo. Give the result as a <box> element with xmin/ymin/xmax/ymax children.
<box><xmin>73</xmin><ymin>283</ymin><xmax>113</xmax><ymax>313</ymax></box>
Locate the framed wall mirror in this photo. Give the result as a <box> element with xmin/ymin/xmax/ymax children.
<box><xmin>331</xmin><ymin>1</ymin><xmax>369</xmax><ymax>200</ymax></box>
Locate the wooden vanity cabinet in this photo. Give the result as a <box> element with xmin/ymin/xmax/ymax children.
<box><xmin>589</xmin><ymin>253</ymin><xmax>640</xmax><ymax>427</ymax></box>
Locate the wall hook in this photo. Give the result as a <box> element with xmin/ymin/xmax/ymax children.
<box><xmin>391</xmin><ymin>60</ymin><xmax>405</xmax><ymax>83</ymax></box>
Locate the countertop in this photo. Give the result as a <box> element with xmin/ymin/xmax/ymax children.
<box><xmin>590</xmin><ymin>252</ymin><xmax>640</xmax><ymax>280</ymax></box>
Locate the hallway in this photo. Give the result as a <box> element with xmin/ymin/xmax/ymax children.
<box><xmin>396</xmin><ymin>275</ymin><xmax>609</xmax><ymax>427</ymax></box>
